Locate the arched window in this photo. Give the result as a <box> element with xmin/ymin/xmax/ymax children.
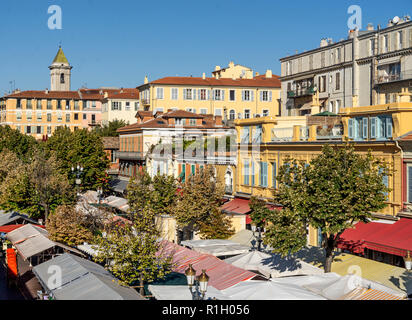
<box><xmin>229</xmin><ymin>110</ymin><xmax>236</xmax><ymax>120</ymax></box>
<box><xmin>60</xmin><ymin>73</ymin><xmax>65</xmax><ymax>84</ymax></box>
<box><xmin>224</xmin><ymin>167</ymin><xmax>233</xmax><ymax>194</ymax></box>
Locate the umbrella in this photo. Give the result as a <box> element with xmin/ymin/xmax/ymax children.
<box><xmin>312</xmin><ymin>111</ymin><xmax>339</xmax><ymax>116</ymax></box>
<box><xmin>221</xmin><ymin>280</ymin><xmax>326</xmax><ymax>300</ymax></box>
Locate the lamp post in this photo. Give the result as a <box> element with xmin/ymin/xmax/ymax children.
<box><xmin>97</xmin><ymin>187</ymin><xmax>103</xmax><ymax>205</ymax></box>
<box><xmin>71</xmin><ymin>164</ymin><xmax>84</xmax><ymax>195</ymax></box>
<box><xmin>404</xmin><ymin>251</ymin><xmax>412</xmax><ymax>271</ymax></box>
<box><xmin>251</xmin><ymin>225</ymin><xmax>263</xmax><ymax>251</ymax></box>
<box><xmin>185</xmin><ymin>264</ymin><xmax>209</xmax><ymax>300</ymax></box>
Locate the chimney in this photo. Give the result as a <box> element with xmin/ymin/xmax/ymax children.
<box><xmin>104</xmin><ymin>91</ymin><xmax>108</xmax><ymax>98</ymax></box>
<box><xmin>202</xmin><ymin>72</ymin><xmax>206</xmax><ymax>80</ymax></box>
<box><xmin>228</xmin><ymin>61</ymin><xmax>234</xmax><ymax>68</ymax></box>
<box><xmin>144</xmin><ymin>75</ymin><xmax>148</xmax><ymax>84</ymax></box>
<box><xmin>215</xmin><ymin>66</ymin><xmax>221</xmax><ymax>71</ymax></box>
<box><xmin>265</xmin><ymin>70</ymin><xmax>272</xmax><ymax>78</ymax></box>
<box><xmin>255</xmin><ymin>72</ymin><xmax>260</xmax><ymax>77</ymax></box>
<box><xmin>320</xmin><ymin>38</ymin><xmax>328</xmax><ymax>47</ymax></box>
<box><xmin>367</xmin><ymin>23</ymin><xmax>374</xmax><ymax>31</ymax></box>
<box><xmin>45</xmin><ymin>88</ymin><xmax>49</xmax><ymax>94</ymax></box>
<box><xmin>327</xmin><ymin>38</ymin><xmax>333</xmax><ymax>45</ymax></box>
<box><xmin>387</xmin><ymin>19</ymin><xmax>394</xmax><ymax>27</ymax></box>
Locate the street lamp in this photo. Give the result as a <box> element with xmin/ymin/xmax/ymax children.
<box><xmin>185</xmin><ymin>264</ymin><xmax>209</xmax><ymax>300</ymax></box>
<box><xmin>251</xmin><ymin>225</ymin><xmax>264</xmax><ymax>251</ymax></box>
<box><xmin>97</xmin><ymin>187</ymin><xmax>103</xmax><ymax>204</ymax></box>
<box><xmin>71</xmin><ymin>164</ymin><xmax>84</xmax><ymax>195</ymax></box>
<box><xmin>404</xmin><ymin>251</ymin><xmax>412</xmax><ymax>271</ymax></box>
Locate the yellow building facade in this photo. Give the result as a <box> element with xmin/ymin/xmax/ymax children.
<box><xmin>233</xmin><ymin>99</ymin><xmax>412</xmax><ymax>246</ymax></box>
<box><xmin>137</xmin><ymin>61</ymin><xmax>281</xmax><ymax>120</ymax></box>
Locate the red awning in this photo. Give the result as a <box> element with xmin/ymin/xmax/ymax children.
<box><xmin>0</xmin><ymin>224</ymin><xmax>44</xmax><ymax>234</ymax></box>
<box><xmin>337</xmin><ymin>218</ymin><xmax>412</xmax><ymax>257</ymax></box>
<box><xmin>336</xmin><ymin>221</ymin><xmax>391</xmax><ymax>254</ymax></box>
<box><xmin>363</xmin><ymin>218</ymin><xmax>412</xmax><ymax>257</ymax></box>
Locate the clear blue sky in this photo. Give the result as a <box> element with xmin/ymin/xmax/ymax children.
<box><xmin>0</xmin><ymin>0</ymin><xmax>411</xmax><ymax>94</ymax></box>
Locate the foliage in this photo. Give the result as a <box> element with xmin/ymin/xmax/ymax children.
<box><xmin>45</xmin><ymin>126</ymin><xmax>110</xmax><ymax>191</ymax></box>
<box><xmin>0</xmin><ymin>125</ymin><xmax>37</xmax><ymax>161</ymax></box>
<box><xmin>46</xmin><ymin>205</ymin><xmax>95</xmax><ymax>246</ymax></box>
<box><xmin>173</xmin><ymin>166</ymin><xmax>232</xmax><ymax>239</ymax></box>
<box><xmin>263</xmin><ymin>143</ymin><xmax>391</xmax><ymax>272</ymax></box>
<box><xmin>93</xmin><ymin>119</ymin><xmax>128</xmax><ymax>137</ymax></box>
<box><xmin>197</xmin><ymin>207</ymin><xmax>235</xmax><ymax>239</ymax></box>
<box><xmin>249</xmin><ymin>196</ymin><xmax>270</xmax><ymax>228</ymax></box>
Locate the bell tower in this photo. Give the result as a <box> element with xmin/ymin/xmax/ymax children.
<box><xmin>49</xmin><ymin>46</ymin><xmax>72</xmax><ymax>91</ymax></box>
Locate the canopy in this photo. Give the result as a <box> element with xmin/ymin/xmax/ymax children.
<box><xmin>224</xmin><ymin>251</ymin><xmax>323</xmax><ymax>278</ymax></box>
<box><xmin>148</xmin><ymin>285</ymin><xmax>231</xmax><ymax>300</ymax></box>
<box><xmin>33</xmin><ymin>253</ymin><xmax>143</xmax><ymax>300</ymax></box>
<box><xmin>181</xmin><ymin>239</ymin><xmax>250</xmax><ymax>257</ymax></box>
<box><xmin>221</xmin><ymin>280</ymin><xmax>326</xmax><ymax>300</ymax></box>
<box><xmin>229</xmin><ymin>229</ymin><xmax>255</xmax><ymax>248</ymax></box>
<box><xmin>312</xmin><ymin>111</ymin><xmax>339</xmax><ymax>116</ymax></box>
<box><xmin>159</xmin><ymin>241</ymin><xmax>257</xmax><ymax>290</ymax></box>
<box><xmin>0</xmin><ymin>211</ymin><xmax>38</xmax><ymax>226</ymax></box>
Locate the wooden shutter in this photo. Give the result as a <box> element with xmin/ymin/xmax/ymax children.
<box><xmin>272</xmin><ymin>162</ymin><xmax>276</xmax><ymax>188</ymax></box>
<box><xmin>221</xmin><ymin>89</ymin><xmax>225</xmax><ymax>101</ymax></box>
<box><xmin>251</xmin><ymin>161</ymin><xmax>255</xmax><ymax>186</ymax></box>
<box><xmin>370</xmin><ymin>117</ymin><xmax>377</xmax><ymax>138</ymax></box>
<box><xmin>386</xmin><ymin>117</ymin><xmax>392</xmax><ymax>138</ymax></box>
<box><xmin>241</xmin><ymin>90</ymin><xmax>244</xmax><ymax>101</ymax></box>
<box><xmin>192</xmin><ymin>89</ymin><xmax>196</xmax><ymax>100</ymax></box>
<box><xmin>362</xmin><ymin>117</ymin><xmax>368</xmax><ymax>139</ymax></box>
<box><xmin>269</xmin><ymin>91</ymin><xmax>272</xmax><ymax>102</ymax></box>
<box><xmin>260</xmin><ymin>91</ymin><xmax>263</xmax><ymax>102</ymax></box>
<box><xmin>348</xmin><ymin>118</ymin><xmax>354</xmax><ymax>139</ymax></box>
<box><xmin>251</xmin><ymin>91</ymin><xmax>254</xmax><ymax>101</ymax></box>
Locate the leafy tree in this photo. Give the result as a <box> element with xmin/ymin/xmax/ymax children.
<box><xmin>249</xmin><ymin>196</ymin><xmax>270</xmax><ymax>229</ymax></box>
<box><xmin>93</xmin><ymin>217</ymin><xmax>173</xmax><ymax>296</ymax></box>
<box><xmin>263</xmin><ymin>143</ymin><xmax>391</xmax><ymax>272</ymax></box>
<box><xmin>46</xmin><ymin>205</ymin><xmax>95</xmax><ymax>246</ymax></box>
<box><xmin>197</xmin><ymin>207</ymin><xmax>235</xmax><ymax>239</ymax></box>
<box><xmin>0</xmin><ymin>125</ymin><xmax>37</xmax><ymax>161</ymax></box>
<box><xmin>173</xmin><ymin>166</ymin><xmax>232</xmax><ymax>240</ymax></box>
<box><xmin>93</xmin><ymin>119</ymin><xmax>128</xmax><ymax>137</ymax></box>
<box><xmin>46</xmin><ymin>127</ymin><xmax>109</xmax><ymax>191</ymax></box>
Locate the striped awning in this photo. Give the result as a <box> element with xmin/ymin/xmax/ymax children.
<box><xmin>341</xmin><ymin>287</ymin><xmax>406</xmax><ymax>300</ymax></box>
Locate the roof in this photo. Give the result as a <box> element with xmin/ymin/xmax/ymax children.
<box><xmin>180</xmin><ymin>239</ymin><xmax>250</xmax><ymax>257</ymax></box>
<box><xmin>140</xmin><ymin>75</ymin><xmax>281</xmax><ymax>88</ymax></box>
<box><xmin>102</xmin><ymin>137</ymin><xmax>119</xmax><ymax>149</ymax></box>
<box><xmin>104</xmin><ymin>88</ymin><xmax>139</xmax><ymax>100</ymax></box>
<box><xmin>32</xmin><ymin>253</ymin><xmax>143</xmax><ymax>300</ymax></box>
<box><xmin>52</xmin><ymin>47</ymin><xmax>69</xmax><ymax>65</ymax></box>
<box><xmin>0</xmin><ymin>211</ymin><xmax>38</xmax><ymax>226</ymax></box>
<box><xmin>0</xmin><ymin>224</ymin><xmax>44</xmax><ymax>234</ymax></box>
<box><xmin>159</xmin><ymin>241</ymin><xmax>257</xmax><ymax>290</ymax></box>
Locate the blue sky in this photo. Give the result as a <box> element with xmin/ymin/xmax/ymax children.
<box><xmin>0</xmin><ymin>0</ymin><xmax>411</xmax><ymax>94</ymax></box>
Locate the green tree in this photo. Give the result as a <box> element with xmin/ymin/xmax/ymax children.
<box><xmin>46</xmin><ymin>126</ymin><xmax>109</xmax><ymax>191</ymax></box>
<box><xmin>0</xmin><ymin>125</ymin><xmax>37</xmax><ymax>161</ymax></box>
<box><xmin>263</xmin><ymin>143</ymin><xmax>391</xmax><ymax>272</ymax></box>
<box><xmin>173</xmin><ymin>166</ymin><xmax>232</xmax><ymax>240</ymax></box>
<box><xmin>93</xmin><ymin>119</ymin><xmax>128</xmax><ymax>137</ymax></box>
<box><xmin>249</xmin><ymin>196</ymin><xmax>270</xmax><ymax>229</ymax></box>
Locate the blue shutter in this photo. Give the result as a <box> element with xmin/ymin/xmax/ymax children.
<box><xmin>183</xmin><ymin>89</ymin><xmax>187</xmax><ymax>100</ymax></box>
<box><xmin>348</xmin><ymin>119</ymin><xmax>354</xmax><ymax>139</ymax></box>
<box><xmin>251</xmin><ymin>91</ymin><xmax>254</xmax><ymax>101</ymax></box>
<box><xmin>386</xmin><ymin>116</ymin><xmax>393</xmax><ymax>138</ymax></box>
<box><xmin>182</xmin><ymin>165</ymin><xmax>186</xmax><ymax>182</ymax></box>
<box><xmin>408</xmin><ymin>166</ymin><xmax>412</xmax><ymax>203</ymax></box>
<box><xmin>362</xmin><ymin>117</ymin><xmax>368</xmax><ymax>139</ymax></box>
<box><xmin>370</xmin><ymin>117</ymin><xmax>377</xmax><ymax>138</ymax></box>
<box><xmin>243</xmin><ymin>160</ymin><xmax>249</xmax><ymax>185</ymax></box>
<box><xmin>192</xmin><ymin>89</ymin><xmax>196</xmax><ymax>100</ymax></box>
<box><xmin>191</xmin><ymin>164</ymin><xmax>195</xmax><ymax>175</ymax></box>
<box><xmin>207</xmin><ymin>90</ymin><xmax>210</xmax><ymax>100</ymax></box>
<box><xmin>272</xmin><ymin>162</ymin><xmax>277</xmax><ymax>188</ymax></box>
<box><xmin>269</xmin><ymin>91</ymin><xmax>272</xmax><ymax>102</ymax></box>
<box><xmin>263</xmin><ymin>162</ymin><xmax>268</xmax><ymax>187</ymax></box>
<box><xmin>251</xmin><ymin>162</ymin><xmax>255</xmax><ymax>186</ymax></box>
<box><xmin>259</xmin><ymin>91</ymin><xmax>263</xmax><ymax>102</ymax></box>
<box><xmin>241</xmin><ymin>90</ymin><xmax>244</xmax><ymax>101</ymax></box>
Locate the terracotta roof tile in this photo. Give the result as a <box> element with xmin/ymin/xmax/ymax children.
<box><xmin>102</xmin><ymin>137</ymin><xmax>120</xmax><ymax>149</ymax></box>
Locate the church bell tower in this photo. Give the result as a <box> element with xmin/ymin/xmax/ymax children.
<box><xmin>49</xmin><ymin>46</ymin><xmax>72</xmax><ymax>91</ymax></box>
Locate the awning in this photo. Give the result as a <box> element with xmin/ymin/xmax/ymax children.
<box><xmin>336</xmin><ymin>220</ymin><xmax>392</xmax><ymax>254</ymax></box>
<box><xmin>0</xmin><ymin>224</ymin><xmax>44</xmax><ymax>234</ymax></box>
<box><xmin>300</xmin><ymin>102</ymin><xmax>313</xmax><ymax>111</ymax></box>
<box><xmin>109</xmin><ymin>179</ymin><xmax>129</xmax><ymax>193</ymax></box>
<box><xmin>378</xmin><ymin>56</ymin><xmax>401</xmax><ymax>66</ymax></box>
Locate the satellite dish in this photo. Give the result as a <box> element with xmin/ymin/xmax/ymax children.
<box><xmin>393</xmin><ymin>16</ymin><xmax>400</xmax><ymax>24</ymax></box>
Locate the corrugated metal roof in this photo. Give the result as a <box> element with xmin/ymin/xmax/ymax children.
<box><xmin>0</xmin><ymin>211</ymin><xmax>38</xmax><ymax>226</ymax></box>
<box><xmin>33</xmin><ymin>253</ymin><xmax>143</xmax><ymax>300</ymax></box>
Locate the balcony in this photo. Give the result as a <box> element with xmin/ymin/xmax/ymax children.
<box><xmin>287</xmin><ymin>86</ymin><xmax>315</xmax><ymax>98</ymax></box>
<box><xmin>375</xmin><ymin>71</ymin><xmax>412</xmax><ymax>85</ymax></box>
<box><xmin>88</xmin><ymin>120</ymin><xmax>101</xmax><ymax>126</ymax></box>
<box><xmin>271</xmin><ymin>127</ymin><xmax>294</xmax><ymax>142</ymax></box>
<box><xmin>141</xmin><ymin>98</ymin><xmax>150</xmax><ymax>106</ymax></box>
<box><xmin>115</xmin><ymin>151</ymin><xmax>144</xmax><ymax>160</ymax></box>
<box><xmin>316</xmin><ymin>125</ymin><xmax>343</xmax><ymax>141</ymax></box>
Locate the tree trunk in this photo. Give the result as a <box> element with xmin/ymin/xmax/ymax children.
<box><xmin>139</xmin><ymin>276</ymin><xmax>144</xmax><ymax>296</ymax></box>
<box><xmin>324</xmin><ymin>247</ymin><xmax>333</xmax><ymax>273</ymax></box>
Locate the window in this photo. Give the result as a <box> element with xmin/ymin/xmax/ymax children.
<box><xmin>26</xmin><ymin>99</ymin><xmax>32</xmax><ymax>109</ymax></box>
<box><xmin>171</xmin><ymin>88</ymin><xmax>178</xmax><ymax>100</ymax></box>
<box><xmin>252</xmin><ymin>125</ymin><xmax>262</xmax><ymax>144</ymax></box>
<box><xmin>215</xmin><ymin>109</ymin><xmax>222</xmax><ymax>116</ymax></box>
<box><xmin>74</xmin><ymin>113</ymin><xmax>79</xmax><ymax>120</ymax></box>
<box><xmin>83</xmin><ymin>114</ymin><xmax>87</xmax><ymax>120</ymax></box>
<box><xmin>92</xmin><ymin>101</ymin><xmax>96</xmax><ymax>108</ymax></box>
<box><xmin>16</xmin><ymin>112</ymin><xmax>22</xmax><ymax>121</ymax></box>
<box><xmin>383</xmin><ymin>35</ymin><xmax>389</xmax><ymax>52</ymax></box>
<box><xmin>229</xmin><ymin>110</ymin><xmax>236</xmax><ymax>120</ymax></box>
<box><xmin>259</xmin><ymin>162</ymin><xmax>268</xmax><ymax>187</ymax></box>
<box><xmin>57</xmin><ymin>100</ymin><xmax>62</xmax><ymax>110</ymax></box>
<box><xmin>260</xmin><ymin>90</ymin><xmax>272</xmax><ymax>102</ymax></box>
<box><xmin>36</xmin><ymin>100</ymin><xmax>42</xmax><ymax>109</ymax></box>
<box><xmin>370</xmin><ymin>39</ymin><xmax>375</xmax><ymax>55</ymax></box>
<box><xmin>26</xmin><ymin>126</ymin><xmax>31</xmax><ymax>134</ymax></box>
<box><xmin>319</xmin><ymin>76</ymin><xmax>327</xmax><ymax>93</ymax></box>
<box><xmin>243</xmin><ymin>160</ymin><xmax>250</xmax><ymax>185</ymax></box>
<box><xmin>262</xmin><ymin>110</ymin><xmax>269</xmax><ymax>117</ymax></box>
<box><xmin>47</xmin><ymin>126</ymin><xmax>52</xmax><ymax>135</ymax></box>
<box><xmin>134</xmin><ymin>102</ymin><xmax>139</xmax><ymax>111</ymax></box>
<box><xmin>16</xmin><ymin>99</ymin><xmax>21</xmax><ymax>109</ymax></box>
<box><xmin>37</xmin><ymin>113</ymin><xmax>42</xmax><ymax>121</ymax></box>
<box><xmin>60</xmin><ymin>73</ymin><xmax>65</xmax><ymax>84</ymax></box>
<box><xmin>57</xmin><ymin>113</ymin><xmax>62</xmax><ymax>122</ymax></box>
<box><xmin>213</xmin><ymin>89</ymin><xmax>224</xmax><ymax>101</ymax></box>
<box><xmin>183</xmin><ymin>89</ymin><xmax>193</xmax><ymax>100</ymax></box>
<box><xmin>244</xmin><ymin>109</ymin><xmax>250</xmax><ymax>119</ymax></box>
<box><xmin>26</xmin><ymin>112</ymin><xmax>32</xmax><ymax>121</ymax></box>
<box><xmin>335</xmin><ymin>72</ymin><xmax>341</xmax><ymax>90</ymax></box>
<box><xmin>47</xmin><ymin>113</ymin><xmax>52</xmax><ymax>122</ymax></box>
<box><xmin>407</xmin><ymin>165</ymin><xmax>412</xmax><ymax>203</ymax></box>
<box><xmin>189</xmin><ymin>119</ymin><xmax>196</xmax><ymax>126</ymax></box>
<box><xmin>398</xmin><ymin>31</ymin><xmax>403</xmax><ymax>49</ymax></box>
<box><xmin>111</xmin><ymin>101</ymin><xmax>122</xmax><ymax>110</ymax></box>
<box><xmin>350</xmin><ymin>116</ymin><xmax>392</xmax><ymax>141</ymax></box>
<box><xmin>156</xmin><ymin>87</ymin><xmax>164</xmax><ymax>99</ymax></box>
<box><xmin>199</xmin><ymin>89</ymin><xmax>208</xmax><ymax>101</ymax></box>
<box><xmin>47</xmin><ymin>100</ymin><xmax>52</xmax><ymax>110</ymax></box>
<box><xmin>336</xmin><ymin>48</ymin><xmax>341</xmax><ymax>62</ymax></box>
<box><xmin>251</xmin><ymin>161</ymin><xmax>255</xmax><ymax>186</ymax></box>
<box><xmin>241</xmin><ymin>126</ymin><xmax>250</xmax><ymax>144</ymax></box>
<box><xmin>335</xmin><ymin>100</ymin><xmax>341</xmax><ymax>114</ymax></box>
<box><xmin>36</xmin><ymin>126</ymin><xmax>42</xmax><ymax>134</ymax></box>
<box><xmin>66</xmin><ymin>114</ymin><xmax>70</xmax><ymax>122</ymax></box>
<box><xmin>229</xmin><ymin>90</ymin><xmax>235</xmax><ymax>101</ymax></box>
<box><xmin>242</xmin><ymin>90</ymin><xmax>254</xmax><ymax>101</ymax></box>
<box><xmin>125</xmin><ymin>102</ymin><xmax>130</xmax><ymax>110</ymax></box>
<box><xmin>200</xmin><ymin>109</ymin><xmax>207</xmax><ymax>114</ymax></box>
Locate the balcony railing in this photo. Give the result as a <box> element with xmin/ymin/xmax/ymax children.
<box><xmin>375</xmin><ymin>71</ymin><xmax>412</xmax><ymax>85</ymax></box>
<box><xmin>316</xmin><ymin>125</ymin><xmax>343</xmax><ymax>140</ymax></box>
<box><xmin>115</xmin><ymin>151</ymin><xmax>144</xmax><ymax>160</ymax></box>
<box><xmin>287</xmin><ymin>86</ymin><xmax>315</xmax><ymax>98</ymax></box>
<box><xmin>271</xmin><ymin>127</ymin><xmax>294</xmax><ymax>142</ymax></box>
<box><xmin>141</xmin><ymin>99</ymin><xmax>150</xmax><ymax>106</ymax></box>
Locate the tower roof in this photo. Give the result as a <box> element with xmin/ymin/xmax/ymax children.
<box><xmin>52</xmin><ymin>46</ymin><xmax>69</xmax><ymax>65</ymax></box>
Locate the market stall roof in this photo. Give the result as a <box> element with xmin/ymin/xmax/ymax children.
<box><xmin>103</xmin><ymin>196</ymin><xmax>129</xmax><ymax>212</ymax></box>
<box><xmin>293</xmin><ymin>246</ymin><xmax>412</xmax><ymax>294</ymax></box>
<box><xmin>0</xmin><ymin>224</ymin><xmax>44</xmax><ymax>234</ymax></box>
<box><xmin>224</xmin><ymin>250</ymin><xmax>324</xmax><ymax>278</ymax></box>
<box><xmin>7</xmin><ymin>224</ymin><xmax>84</xmax><ymax>260</ymax></box>
<box><xmin>148</xmin><ymin>285</ymin><xmax>231</xmax><ymax>300</ymax></box>
<box><xmin>109</xmin><ymin>179</ymin><xmax>129</xmax><ymax>193</ymax></box>
<box><xmin>77</xmin><ymin>243</ymin><xmax>99</xmax><ymax>257</ymax></box>
<box><xmin>229</xmin><ymin>229</ymin><xmax>255</xmax><ymax>248</ymax></box>
<box><xmin>0</xmin><ymin>211</ymin><xmax>38</xmax><ymax>226</ymax></box>
<box><xmin>33</xmin><ymin>253</ymin><xmax>143</xmax><ymax>300</ymax></box>
<box><xmin>159</xmin><ymin>241</ymin><xmax>258</xmax><ymax>290</ymax></box>
<box><xmin>180</xmin><ymin>239</ymin><xmax>250</xmax><ymax>257</ymax></box>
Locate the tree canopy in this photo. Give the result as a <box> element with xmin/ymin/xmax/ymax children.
<box><xmin>93</xmin><ymin>119</ymin><xmax>128</xmax><ymax>137</ymax></box>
